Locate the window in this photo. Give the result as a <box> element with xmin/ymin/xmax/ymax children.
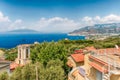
<box><xmin>19</xmin><ymin>50</ymin><xmax>21</xmax><ymax>59</ymax></box>
<box><xmin>19</xmin><ymin>60</ymin><xmax>21</xmax><ymax>64</ymax></box>
<box><xmin>26</xmin><ymin>48</ymin><xmax>29</xmax><ymax>58</ymax></box>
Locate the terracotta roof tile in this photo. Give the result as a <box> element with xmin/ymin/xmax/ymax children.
<box><xmin>71</xmin><ymin>54</ymin><xmax>84</xmax><ymax>62</ymax></box>
<box><xmin>89</xmin><ymin>62</ymin><xmax>108</xmax><ymax>73</ymax></box>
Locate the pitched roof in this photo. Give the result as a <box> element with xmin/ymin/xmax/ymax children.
<box><xmin>89</xmin><ymin>62</ymin><xmax>108</xmax><ymax>73</ymax></box>
<box><xmin>71</xmin><ymin>54</ymin><xmax>84</xmax><ymax>62</ymax></box>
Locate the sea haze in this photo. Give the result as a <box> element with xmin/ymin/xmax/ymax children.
<box><xmin>0</xmin><ymin>33</ymin><xmax>85</xmax><ymax>49</ymax></box>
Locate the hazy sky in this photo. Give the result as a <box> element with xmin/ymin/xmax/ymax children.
<box><xmin>0</xmin><ymin>0</ymin><xmax>120</xmax><ymax>33</ymax></box>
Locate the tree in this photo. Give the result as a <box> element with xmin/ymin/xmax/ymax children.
<box><xmin>45</xmin><ymin>60</ymin><xmax>65</xmax><ymax>80</ymax></box>
<box><xmin>0</xmin><ymin>72</ymin><xmax>9</xmax><ymax>80</ymax></box>
<box><xmin>10</xmin><ymin>67</ymin><xmax>22</xmax><ymax>80</ymax></box>
<box><xmin>21</xmin><ymin>64</ymin><xmax>35</xmax><ymax>80</ymax></box>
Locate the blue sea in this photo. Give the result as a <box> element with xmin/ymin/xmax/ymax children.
<box><xmin>0</xmin><ymin>33</ymin><xmax>85</xmax><ymax>49</ymax></box>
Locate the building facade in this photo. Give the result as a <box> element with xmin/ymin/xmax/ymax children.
<box><xmin>67</xmin><ymin>47</ymin><xmax>120</xmax><ymax>80</ymax></box>
<box><xmin>10</xmin><ymin>44</ymin><xmax>31</xmax><ymax>71</ymax></box>
<box><xmin>15</xmin><ymin>44</ymin><xmax>31</xmax><ymax>65</ymax></box>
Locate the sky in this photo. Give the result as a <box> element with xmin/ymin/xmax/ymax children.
<box><xmin>0</xmin><ymin>0</ymin><xmax>120</xmax><ymax>33</ymax></box>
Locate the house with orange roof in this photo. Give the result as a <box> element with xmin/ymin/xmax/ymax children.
<box><xmin>67</xmin><ymin>46</ymin><xmax>120</xmax><ymax>80</ymax></box>
<box><xmin>67</xmin><ymin>53</ymin><xmax>84</xmax><ymax>68</ymax></box>
<box><xmin>86</xmin><ymin>47</ymin><xmax>120</xmax><ymax>80</ymax></box>
<box><xmin>67</xmin><ymin>49</ymin><xmax>86</xmax><ymax>80</ymax></box>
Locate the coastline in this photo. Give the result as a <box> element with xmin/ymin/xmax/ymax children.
<box><xmin>0</xmin><ymin>33</ymin><xmax>85</xmax><ymax>49</ymax></box>
<box><xmin>67</xmin><ymin>33</ymin><xmax>86</xmax><ymax>36</ymax></box>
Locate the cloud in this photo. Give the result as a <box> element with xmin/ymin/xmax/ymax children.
<box><xmin>100</xmin><ymin>14</ymin><xmax>120</xmax><ymax>23</ymax></box>
<box><xmin>81</xmin><ymin>14</ymin><xmax>120</xmax><ymax>26</ymax></box>
<box><xmin>32</xmin><ymin>17</ymin><xmax>79</xmax><ymax>33</ymax></box>
<box><xmin>81</xmin><ymin>16</ymin><xmax>95</xmax><ymax>26</ymax></box>
<box><xmin>9</xmin><ymin>19</ymin><xmax>23</xmax><ymax>30</ymax></box>
<box><xmin>0</xmin><ymin>11</ymin><xmax>24</xmax><ymax>32</ymax></box>
<box><xmin>24</xmin><ymin>14</ymin><xmax>120</xmax><ymax>32</ymax></box>
<box><xmin>1</xmin><ymin>11</ymin><xmax>120</xmax><ymax>32</ymax></box>
<box><xmin>14</xmin><ymin>19</ymin><xmax>22</xmax><ymax>24</ymax></box>
<box><xmin>0</xmin><ymin>12</ymin><xmax>10</xmax><ymax>22</ymax></box>
<box><xmin>10</xmin><ymin>19</ymin><xmax>22</xmax><ymax>27</ymax></box>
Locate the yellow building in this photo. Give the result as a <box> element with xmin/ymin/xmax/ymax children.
<box><xmin>87</xmin><ymin>48</ymin><xmax>120</xmax><ymax>80</ymax></box>
<box><xmin>67</xmin><ymin>47</ymin><xmax>120</xmax><ymax>80</ymax></box>
<box><xmin>67</xmin><ymin>49</ymin><xmax>87</xmax><ymax>80</ymax></box>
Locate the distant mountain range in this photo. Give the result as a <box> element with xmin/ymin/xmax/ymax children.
<box><xmin>69</xmin><ymin>23</ymin><xmax>120</xmax><ymax>35</ymax></box>
<box><xmin>8</xmin><ymin>29</ymin><xmax>39</xmax><ymax>33</ymax></box>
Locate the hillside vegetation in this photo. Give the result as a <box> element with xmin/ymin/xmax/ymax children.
<box><xmin>1</xmin><ymin>36</ymin><xmax>120</xmax><ymax>80</ymax></box>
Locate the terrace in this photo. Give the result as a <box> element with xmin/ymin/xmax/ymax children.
<box><xmin>89</xmin><ymin>48</ymin><xmax>120</xmax><ymax>75</ymax></box>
